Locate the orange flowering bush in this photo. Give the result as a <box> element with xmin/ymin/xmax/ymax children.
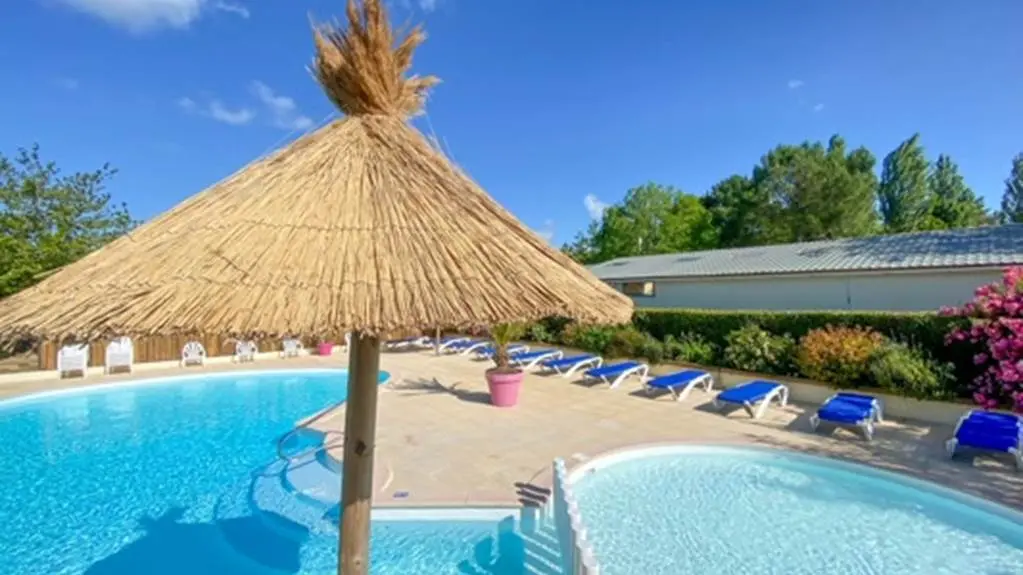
<box><xmin>797</xmin><ymin>325</ymin><xmax>885</xmax><ymax>387</ymax></box>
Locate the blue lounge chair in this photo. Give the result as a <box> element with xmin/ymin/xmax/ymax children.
<box><xmin>713</xmin><ymin>380</ymin><xmax>789</xmax><ymax>419</ymax></box>
<box><xmin>539</xmin><ymin>354</ymin><xmax>603</xmax><ymax>378</ymax></box>
<box><xmin>385</xmin><ymin>336</ymin><xmax>426</xmax><ymax>349</ymax></box>
<box><xmin>946</xmin><ymin>410</ymin><xmax>1022</xmax><ymax>470</ymax></box>
<box><xmin>643</xmin><ymin>369</ymin><xmax>713</xmax><ymax>401</ymax></box>
<box><xmin>809</xmin><ymin>393</ymin><xmax>883</xmax><ymax>441</ymax></box>
<box><xmin>581</xmin><ymin>361</ymin><xmax>649</xmax><ymax>389</ymax></box>
<box><xmin>424</xmin><ymin>336</ymin><xmax>470</xmax><ymax>353</ymax></box>
<box><xmin>457</xmin><ymin>340</ymin><xmax>493</xmax><ymax>355</ymax></box>
<box><xmin>508</xmin><ymin>349</ymin><xmax>563</xmax><ymax>370</ymax></box>
<box><xmin>444</xmin><ymin>339</ymin><xmax>485</xmax><ymax>354</ymax></box>
<box><xmin>472</xmin><ymin>344</ymin><xmax>529</xmax><ymax>360</ymax></box>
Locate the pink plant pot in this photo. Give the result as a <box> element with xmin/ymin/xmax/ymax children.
<box><xmin>317</xmin><ymin>342</ymin><xmax>334</xmax><ymax>356</ymax></box>
<box><xmin>485</xmin><ymin>369</ymin><xmax>525</xmax><ymax>408</ymax></box>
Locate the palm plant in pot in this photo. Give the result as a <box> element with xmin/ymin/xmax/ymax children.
<box><xmin>485</xmin><ymin>322</ymin><xmax>526</xmax><ymax>407</ymax></box>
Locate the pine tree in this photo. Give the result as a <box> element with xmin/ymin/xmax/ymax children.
<box><xmin>1001</xmin><ymin>153</ymin><xmax>1023</xmax><ymax>224</ymax></box>
<box><xmin>878</xmin><ymin>134</ymin><xmax>934</xmax><ymax>232</ymax></box>
<box><xmin>929</xmin><ymin>154</ymin><xmax>987</xmax><ymax>229</ymax></box>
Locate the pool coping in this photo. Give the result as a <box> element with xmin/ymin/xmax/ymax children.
<box><xmin>0</xmin><ymin>368</ymin><xmax>356</xmax><ymax>409</ymax></box>
<box><xmin>566</xmin><ymin>440</ymin><xmax>1023</xmax><ymax>525</ymax></box>
<box><xmin>370</xmin><ymin>506</ymin><xmax>523</xmax><ymax>521</ymax></box>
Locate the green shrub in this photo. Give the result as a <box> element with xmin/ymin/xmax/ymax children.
<box><xmin>527</xmin><ymin>323</ymin><xmax>553</xmax><ymax>344</ymax></box>
<box><xmin>634</xmin><ymin>308</ymin><xmax>965</xmax><ymax>365</ymax></box>
<box><xmin>868</xmin><ymin>342</ymin><xmax>956</xmax><ymax>400</ymax></box>
<box><xmin>663</xmin><ymin>334</ymin><xmax>685</xmax><ymax>360</ymax></box>
<box><xmin>537</xmin><ymin>315</ymin><xmax>573</xmax><ymax>342</ymax></box>
<box><xmin>637</xmin><ymin>335</ymin><xmax>665</xmax><ymax>364</ymax></box>
<box><xmin>796</xmin><ymin>325</ymin><xmax>884</xmax><ymax>387</ymax></box>
<box><xmin>562</xmin><ymin>324</ymin><xmax>617</xmax><ymax>355</ymax></box>
<box><xmin>723</xmin><ymin>324</ymin><xmax>796</xmax><ymax>375</ymax></box>
<box><xmin>665</xmin><ymin>332</ymin><xmax>717</xmax><ymax>365</ymax></box>
<box><xmin>605</xmin><ymin>326</ymin><xmax>649</xmax><ymax>358</ymax></box>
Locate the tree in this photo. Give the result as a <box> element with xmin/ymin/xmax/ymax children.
<box><xmin>878</xmin><ymin>134</ymin><xmax>935</xmax><ymax>232</ymax></box>
<box><xmin>929</xmin><ymin>154</ymin><xmax>988</xmax><ymax>229</ymax></box>
<box><xmin>702</xmin><ymin>175</ymin><xmax>781</xmax><ymax>248</ymax></box>
<box><xmin>561</xmin><ymin>183</ymin><xmax>717</xmax><ymax>263</ymax></box>
<box><xmin>0</xmin><ymin>145</ymin><xmax>136</xmax><ymax>297</ymax></box>
<box><xmin>565</xmin><ymin>132</ymin><xmax>1002</xmax><ymax>259</ymax></box>
<box><xmin>659</xmin><ymin>193</ymin><xmax>718</xmax><ymax>253</ymax></box>
<box><xmin>754</xmin><ymin>135</ymin><xmax>878</xmax><ymax>242</ymax></box>
<box><xmin>561</xmin><ymin>221</ymin><xmax>601</xmax><ymax>264</ymax></box>
<box><xmin>1001</xmin><ymin>153</ymin><xmax>1023</xmax><ymax>224</ymax></box>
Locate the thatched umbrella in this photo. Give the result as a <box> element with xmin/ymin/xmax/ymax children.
<box><xmin>0</xmin><ymin>0</ymin><xmax>633</xmax><ymax>572</ymax></box>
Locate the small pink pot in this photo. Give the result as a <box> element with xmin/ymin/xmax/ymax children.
<box><xmin>485</xmin><ymin>369</ymin><xmax>525</xmax><ymax>408</ymax></box>
<box><xmin>317</xmin><ymin>342</ymin><xmax>334</xmax><ymax>356</ymax></box>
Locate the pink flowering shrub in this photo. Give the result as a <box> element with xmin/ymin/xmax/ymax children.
<box><xmin>942</xmin><ymin>267</ymin><xmax>1023</xmax><ymax>413</ymax></box>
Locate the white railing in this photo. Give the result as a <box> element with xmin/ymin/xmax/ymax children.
<box><xmin>546</xmin><ymin>458</ymin><xmax>600</xmax><ymax>575</ymax></box>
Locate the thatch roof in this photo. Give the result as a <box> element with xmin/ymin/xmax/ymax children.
<box><xmin>0</xmin><ymin>1</ymin><xmax>632</xmax><ymax>343</ymax></box>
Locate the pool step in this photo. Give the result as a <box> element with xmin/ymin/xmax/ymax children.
<box><xmin>281</xmin><ymin>450</ymin><xmax>342</xmax><ymax>507</ymax></box>
<box><xmin>252</xmin><ymin>459</ymin><xmax>340</xmax><ymax>537</ymax></box>
<box><xmin>215</xmin><ymin>473</ymin><xmax>340</xmax><ymax>574</ymax></box>
<box><xmin>218</xmin><ymin>477</ymin><xmax>564</xmax><ymax>575</ymax></box>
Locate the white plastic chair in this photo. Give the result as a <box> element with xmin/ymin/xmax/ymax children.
<box><xmin>105</xmin><ymin>337</ymin><xmax>134</xmax><ymax>374</ymax></box>
<box><xmin>181</xmin><ymin>341</ymin><xmax>207</xmax><ymax>367</ymax></box>
<box><xmin>234</xmin><ymin>340</ymin><xmax>257</xmax><ymax>363</ymax></box>
<box><xmin>281</xmin><ymin>338</ymin><xmax>301</xmax><ymax>358</ymax></box>
<box><xmin>57</xmin><ymin>343</ymin><xmax>89</xmax><ymax>378</ymax></box>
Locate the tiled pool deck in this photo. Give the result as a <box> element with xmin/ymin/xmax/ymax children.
<box><xmin>2</xmin><ymin>349</ymin><xmax>1021</xmax><ymax>511</ymax></box>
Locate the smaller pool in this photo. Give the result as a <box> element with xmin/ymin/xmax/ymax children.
<box><xmin>570</xmin><ymin>445</ymin><xmax>1023</xmax><ymax>575</ymax></box>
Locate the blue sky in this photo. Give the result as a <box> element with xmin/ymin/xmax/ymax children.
<box><xmin>3</xmin><ymin>1</ymin><xmax>1022</xmax><ymax>245</ymax></box>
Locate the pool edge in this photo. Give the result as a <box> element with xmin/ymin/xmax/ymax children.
<box><xmin>0</xmin><ymin>368</ymin><xmax>384</xmax><ymax>410</ymax></box>
<box><xmin>566</xmin><ymin>441</ymin><xmax>1023</xmax><ymax>524</ymax></box>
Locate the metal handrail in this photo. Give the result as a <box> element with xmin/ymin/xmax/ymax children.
<box><xmin>275</xmin><ymin>398</ymin><xmax>348</xmax><ymax>461</ymax></box>
<box><xmin>279</xmin><ymin>430</ymin><xmax>345</xmax><ymax>463</ymax></box>
<box><xmin>275</xmin><ymin>373</ymin><xmax>395</xmax><ymax>463</ymax></box>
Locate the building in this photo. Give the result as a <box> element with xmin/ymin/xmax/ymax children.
<box><xmin>587</xmin><ymin>225</ymin><xmax>1023</xmax><ymax>312</ymax></box>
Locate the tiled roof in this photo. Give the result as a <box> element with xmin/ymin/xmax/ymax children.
<box><xmin>588</xmin><ymin>225</ymin><xmax>1023</xmax><ymax>280</ymax></box>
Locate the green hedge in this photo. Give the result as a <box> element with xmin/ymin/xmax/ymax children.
<box><xmin>533</xmin><ymin>308</ymin><xmax>979</xmax><ymax>400</ymax></box>
<box><xmin>632</xmin><ymin>308</ymin><xmax>967</xmax><ymax>362</ymax></box>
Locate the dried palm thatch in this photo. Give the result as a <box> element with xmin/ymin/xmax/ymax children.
<box><xmin>311</xmin><ymin>0</ymin><xmax>438</xmax><ymax>117</ymax></box>
<box><xmin>0</xmin><ymin>0</ymin><xmax>632</xmax><ymax>345</ymax></box>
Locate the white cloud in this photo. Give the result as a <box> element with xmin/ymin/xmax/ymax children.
<box><xmin>584</xmin><ymin>194</ymin><xmax>608</xmax><ymax>220</ymax></box>
<box><xmin>535</xmin><ymin>219</ymin><xmax>555</xmax><ymax>242</ymax></box>
<box><xmin>208</xmin><ymin>101</ymin><xmax>255</xmax><ymax>125</ymax></box>
<box><xmin>213</xmin><ymin>0</ymin><xmax>248</xmax><ymax>18</ymax></box>
<box><xmin>813</xmin><ymin>103</ymin><xmax>825</xmax><ymax>112</ymax></box>
<box><xmin>787</xmin><ymin>79</ymin><xmax>804</xmax><ymax>90</ymax></box>
<box><xmin>52</xmin><ymin>0</ymin><xmax>248</xmax><ymax>33</ymax></box>
<box><xmin>178</xmin><ymin>95</ymin><xmax>254</xmax><ymax>125</ymax></box>
<box><xmin>418</xmin><ymin>0</ymin><xmax>438</xmax><ymax>11</ymax></box>
<box><xmin>178</xmin><ymin>82</ymin><xmax>310</xmax><ymax>129</ymax></box>
<box><xmin>250</xmin><ymin>81</ymin><xmax>313</xmax><ymax>131</ymax></box>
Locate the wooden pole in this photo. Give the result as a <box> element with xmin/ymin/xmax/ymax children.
<box><xmin>338</xmin><ymin>333</ymin><xmax>381</xmax><ymax>575</ymax></box>
<box><xmin>434</xmin><ymin>326</ymin><xmax>440</xmax><ymax>356</ymax></box>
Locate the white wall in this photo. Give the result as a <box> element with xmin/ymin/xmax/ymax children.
<box><xmin>613</xmin><ymin>268</ymin><xmax>1003</xmax><ymax>311</ymax></box>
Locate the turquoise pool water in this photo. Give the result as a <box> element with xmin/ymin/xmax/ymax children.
<box><xmin>572</xmin><ymin>445</ymin><xmax>1023</xmax><ymax>575</ymax></box>
<box><xmin>0</xmin><ymin>370</ymin><xmax>528</xmax><ymax>574</ymax></box>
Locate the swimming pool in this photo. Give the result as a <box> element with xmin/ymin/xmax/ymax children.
<box><xmin>570</xmin><ymin>445</ymin><xmax>1023</xmax><ymax>575</ymax></box>
<box><xmin>0</xmin><ymin>370</ymin><xmax>531</xmax><ymax>574</ymax></box>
